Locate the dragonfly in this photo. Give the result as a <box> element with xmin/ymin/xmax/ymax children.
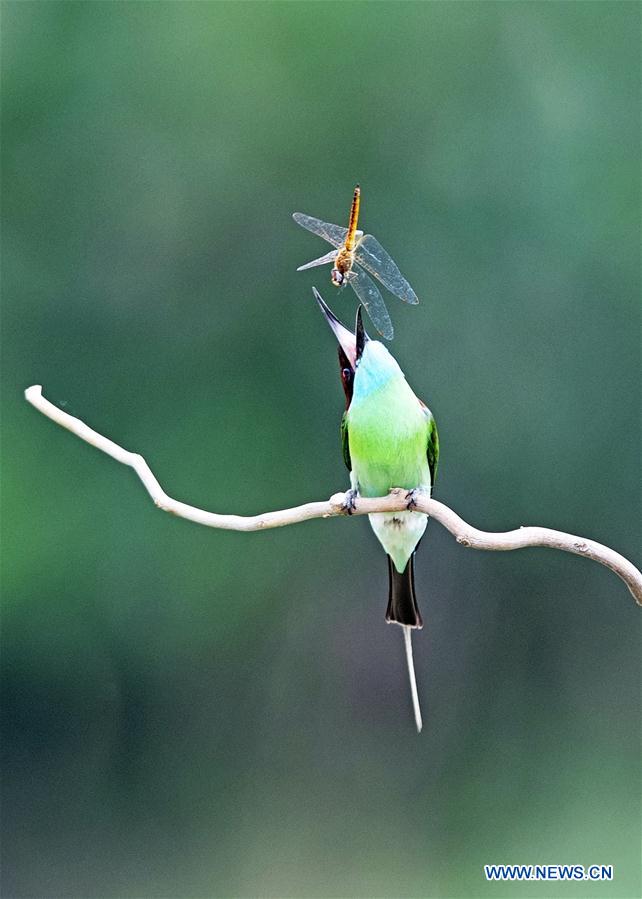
<box><xmin>292</xmin><ymin>185</ymin><xmax>419</xmax><ymax>340</ymax></box>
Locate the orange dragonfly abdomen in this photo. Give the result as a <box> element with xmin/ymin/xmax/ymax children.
<box><xmin>345</xmin><ymin>184</ymin><xmax>361</xmax><ymax>251</ymax></box>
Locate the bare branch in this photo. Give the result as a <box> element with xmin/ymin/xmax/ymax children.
<box><xmin>24</xmin><ymin>385</ymin><xmax>642</xmax><ymax>606</ymax></box>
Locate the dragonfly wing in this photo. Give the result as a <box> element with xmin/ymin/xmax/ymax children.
<box><xmin>292</xmin><ymin>213</ymin><xmax>348</xmax><ymax>249</ymax></box>
<box><xmin>296</xmin><ymin>249</ymin><xmax>338</xmax><ymax>271</ymax></box>
<box><xmin>347</xmin><ymin>266</ymin><xmax>394</xmax><ymax>340</ymax></box>
<box><xmin>355</xmin><ymin>233</ymin><xmax>419</xmax><ymax>305</ymax></box>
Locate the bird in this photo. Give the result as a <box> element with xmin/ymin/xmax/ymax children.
<box><xmin>313</xmin><ymin>287</ymin><xmax>439</xmax><ymax>731</ymax></box>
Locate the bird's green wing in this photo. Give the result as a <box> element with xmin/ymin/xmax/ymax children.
<box><xmin>341</xmin><ymin>412</ymin><xmax>351</xmax><ymax>471</ymax></box>
<box><xmin>420</xmin><ymin>402</ymin><xmax>439</xmax><ymax>487</ymax></box>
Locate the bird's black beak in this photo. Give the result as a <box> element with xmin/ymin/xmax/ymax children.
<box><xmin>355</xmin><ymin>305</ymin><xmax>369</xmax><ymax>365</ymax></box>
<box><xmin>313</xmin><ymin>287</ymin><xmax>357</xmax><ymax>369</ymax></box>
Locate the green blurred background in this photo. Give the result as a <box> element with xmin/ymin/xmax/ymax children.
<box><xmin>2</xmin><ymin>2</ymin><xmax>640</xmax><ymax>897</ymax></box>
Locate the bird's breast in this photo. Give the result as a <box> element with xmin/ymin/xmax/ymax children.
<box><xmin>347</xmin><ymin>380</ymin><xmax>430</xmax><ymax>498</ymax></box>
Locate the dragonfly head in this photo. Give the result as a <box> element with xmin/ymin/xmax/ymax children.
<box><xmin>331</xmin><ymin>267</ymin><xmax>345</xmax><ymax>287</ymax></box>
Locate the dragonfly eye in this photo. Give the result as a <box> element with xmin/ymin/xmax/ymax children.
<box><xmin>331</xmin><ymin>268</ymin><xmax>344</xmax><ymax>286</ymax></box>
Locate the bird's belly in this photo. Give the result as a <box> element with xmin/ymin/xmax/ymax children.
<box><xmin>369</xmin><ymin>510</ymin><xmax>429</xmax><ymax>573</ymax></box>
<box><xmin>348</xmin><ymin>405</ymin><xmax>432</xmax><ymax>573</ymax></box>
<box><xmin>349</xmin><ymin>435</ymin><xmax>431</xmax><ymax>498</ymax></box>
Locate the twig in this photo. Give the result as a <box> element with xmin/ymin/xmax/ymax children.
<box><xmin>24</xmin><ymin>385</ymin><xmax>642</xmax><ymax>606</ymax></box>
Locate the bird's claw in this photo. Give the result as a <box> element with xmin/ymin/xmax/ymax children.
<box><xmin>406</xmin><ymin>488</ymin><xmax>426</xmax><ymax>511</ymax></box>
<box><xmin>343</xmin><ymin>489</ymin><xmax>358</xmax><ymax>515</ymax></box>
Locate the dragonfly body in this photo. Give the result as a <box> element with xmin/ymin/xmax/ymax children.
<box><xmin>330</xmin><ymin>185</ymin><xmax>360</xmax><ymax>286</ymax></box>
<box><xmin>331</xmin><ymin>246</ymin><xmax>355</xmax><ymax>287</ymax></box>
<box><xmin>293</xmin><ymin>185</ymin><xmax>419</xmax><ymax>340</ymax></box>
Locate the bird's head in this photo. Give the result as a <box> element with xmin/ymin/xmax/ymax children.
<box><xmin>313</xmin><ymin>288</ymin><xmax>403</xmax><ymax>405</ymax></box>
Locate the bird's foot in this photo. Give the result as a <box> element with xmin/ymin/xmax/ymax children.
<box><xmin>342</xmin><ymin>488</ymin><xmax>358</xmax><ymax>515</ymax></box>
<box><xmin>406</xmin><ymin>488</ymin><xmax>429</xmax><ymax>511</ymax></box>
<box><xmin>328</xmin><ymin>489</ymin><xmax>359</xmax><ymax>516</ymax></box>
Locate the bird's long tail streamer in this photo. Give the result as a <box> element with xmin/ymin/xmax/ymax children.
<box><xmin>403</xmin><ymin>625</ymin><xmax>422</xmax><ymax>733</ymax></box>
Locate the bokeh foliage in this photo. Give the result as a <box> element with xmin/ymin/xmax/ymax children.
<box><xmin>2</xmin><ymin>2</ymin><xmax>640</xmax><ymax>897</ymax></box>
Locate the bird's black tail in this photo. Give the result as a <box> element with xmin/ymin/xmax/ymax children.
<box><xmin>386</xmin><ymin>554</ymin><xmax>423</xmax><ymax>629</ymax></box>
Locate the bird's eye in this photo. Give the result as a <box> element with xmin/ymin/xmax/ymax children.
<box><xmin>341</xmin><ymin>368</ymin><xmax>351</xmax><ymax>382</ymax></box>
